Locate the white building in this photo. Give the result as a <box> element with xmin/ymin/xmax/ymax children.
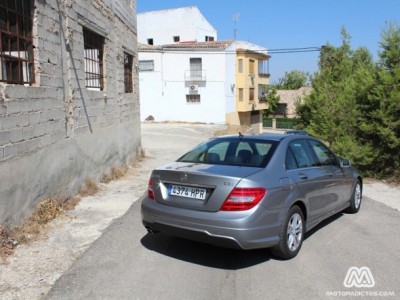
<box><xmin>139</xmin><ymin>41</ymin><xmax>236</xmax><ymax>124</ymax></box>
<box><xmin>138</xmin><ymin>6</ymin><xmax>217</xmax><ymax>45</ymax></box>
<box><xmin>137</xmin><ymin>7</ymin><xmax>271</xmax><ymax>131</ymax></box>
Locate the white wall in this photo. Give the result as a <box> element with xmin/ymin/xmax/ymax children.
<box><xmin>138</xmin><ymin>6</ymin><xmax>217</xmax><ymax>45</ymax></box>
<box><xmin>139</xmin><ymin>49</ymin><xmax>231</xmax><ymax>124</ymax></box>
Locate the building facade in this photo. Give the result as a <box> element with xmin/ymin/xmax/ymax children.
<box><xmin>0</xmin><ymin>0</ymin><xmax>141</xmax><ymax>225</ymax></box>
<box><xmin>138</xmin><ymin>7</ymin><xmax>271</xmax><ymax>132</ymax></box>
<box><xmin>138</xmin><ymin>6</ymin><xmax>217</xmax><ymax>45</ymax></box>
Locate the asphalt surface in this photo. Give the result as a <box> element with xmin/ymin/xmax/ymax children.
<box><xmin>45</xmin><ymin>123</ymin><xmax>400</xmax><ymax>300</ymax></box>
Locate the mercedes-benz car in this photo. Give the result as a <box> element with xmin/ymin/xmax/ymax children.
<box><xmin>141</xmin><ymin>133</ymin><xmax>362</xmax><ymax>259</ymax></box>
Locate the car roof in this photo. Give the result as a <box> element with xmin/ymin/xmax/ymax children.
<box><xmin>214</xmin><ymin>133</ymin><xmax>314</xmax><ymax>142</ymax></box>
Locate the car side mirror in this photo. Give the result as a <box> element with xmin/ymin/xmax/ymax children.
<box><xmin>339</xmin><ymin>158</ymin><xmax>351</xmax><ymax>168</ymax></box>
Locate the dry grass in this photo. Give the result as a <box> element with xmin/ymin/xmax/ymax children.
<box><xmin>101</xmin><ymin>165</ymin><xmax>129</xmax><ymax>183</ymax></box>
<box><xmin>0</xmin><ymin>197</ymin><xmax>64</xmax><ymax>260</ymax></box>
<box><xmin>63</xmin><ymin>196</ymin><xmax>81</xmax><ymax>211</ymax></box>
<box><xmin>1</xmin><ymin>155</ymin><xmax>145</xmax><ymax>260</ymax></box>
<box><xmin>78</xmin><ymin>178</ymin><xmax>99</xmax><ymax>196</ymax></box>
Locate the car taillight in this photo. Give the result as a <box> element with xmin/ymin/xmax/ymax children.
<box><xmin>148</xmin><ymin>178</ymin><xmax>155</xmax><ymax>200</ymax></box>
<box><xmin>220</xmin><ymin>187</ymin><xmax>266</xmax><ymax>211</ymax></box>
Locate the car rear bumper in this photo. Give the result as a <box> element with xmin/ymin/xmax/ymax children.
<box><xmin>141</xmin><ymin>196</ymin><xmax>282</xmax><ymax>250</ymax></box>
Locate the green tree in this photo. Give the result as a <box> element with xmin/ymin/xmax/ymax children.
<box><xmin>296</xmin><ymin>28</ymin><xmax>377</xmax><ymax>172</ymax></box>
<box><xmin>358</xmin><ymin>22</ymin><xmax>400</xmax><ymax>177</ymax></box>
<box><xmin>262</xmin><ymin>86</ymin><xmax>280</xmax><ymax>116</ymax></box>
<box><xmin>297</xmin><ymin>24</ymin><xmax>400</xmax><ymax>178</ymax></box>
<box><xmin>275</xmin><ymin>70</ymin><xmax>310</xmax><ymax>90</ymax></box>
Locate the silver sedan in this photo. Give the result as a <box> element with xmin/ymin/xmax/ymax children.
<box><xmin>141</xmin><ymin>134</ymin><xmax>362</xmax><ymax>259</ymax></box>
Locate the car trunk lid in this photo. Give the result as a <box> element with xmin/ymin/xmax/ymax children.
<box><xmin>150</xmin><ymin>162</ymin><xmax>262</xmax><ymax>212</ymax></box>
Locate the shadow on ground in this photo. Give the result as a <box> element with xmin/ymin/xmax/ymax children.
<box><xmin>140</xmin><ymin>211</ymin><xmax>346</xmax><ymax>267</ymax></box>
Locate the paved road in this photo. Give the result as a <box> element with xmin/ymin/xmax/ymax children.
<box><xmin>46</xmin><ymin>124</ymin><xmax>400</xmax><ymax>300</ymax></box>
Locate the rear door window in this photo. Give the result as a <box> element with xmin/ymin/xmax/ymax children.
<box><xmin>286</xmin><ymin>140</ymin><xmax>315</xmax><ymax>169</ymax></box>
<box><xmin>308</xmin><ymin>140</ymin><xmax>338</xmax><ymax>166</ymax></box>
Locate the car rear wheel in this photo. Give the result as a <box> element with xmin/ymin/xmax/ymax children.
<box><xmin>271</xmin><ymin>205</ymin><xmax>305</xmax><ymax>259</ymax></box>
<box><xmin>345</xmin><ymin>180</ymin><xmax>362</xmax><ymax>214</ymax></box>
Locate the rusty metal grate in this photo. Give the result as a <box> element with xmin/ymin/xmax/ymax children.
<box><xmin>124</xmin><ymin>52</ymin><xmax>133</xmax><ymax>93</ymax></box>
<box><xmin>83</xmin><ymin>28</ymin><xmax>104</xmax><ymax>90</ymax></box>
<box><xmin>0</xmin><ymin>0</ymin><xmax>34</xmax><ymax>84</ymax></box>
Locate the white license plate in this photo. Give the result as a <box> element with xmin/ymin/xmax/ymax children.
<box><xmin>169</xmin><ymin>185</ymin><xmax>206</xmax><ymax>200</ymax></box>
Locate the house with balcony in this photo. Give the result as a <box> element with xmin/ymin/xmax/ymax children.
<box><xmin>138</xmin><ymin>7</ymin><xmax>271</xmax><ymax>132</ymax></box>
<box><xmin>139</xmin><ymin>40</ymin><xmax>270</xmax><ymax>132</ymax></box>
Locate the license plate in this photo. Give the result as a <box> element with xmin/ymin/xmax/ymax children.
<box><xmin>169</xmin><ymin>185</ymin><xmax>206</xmax><ymax>200</ymax></box>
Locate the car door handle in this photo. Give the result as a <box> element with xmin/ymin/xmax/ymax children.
<box><xmin>299</xmin><ymin>173</ymin><xmax>308</xmax><ymax>180</ymax></box>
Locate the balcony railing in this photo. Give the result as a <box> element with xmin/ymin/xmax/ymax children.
<box><xmin>184</xmin><ymin>70</ymin><xmax>206</xmax><ymax>81</ymax></box>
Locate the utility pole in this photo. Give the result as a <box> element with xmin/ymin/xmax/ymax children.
<box><xmin>233</xmin><ymin>13</ymin><xmax>240</xmax><ymax>40</ymax></box>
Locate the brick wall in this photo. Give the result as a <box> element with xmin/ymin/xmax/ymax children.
<box><xmin>0</xmin><ymin>0</ymin><xmax>141</xmax><ymax>226</ymax></box>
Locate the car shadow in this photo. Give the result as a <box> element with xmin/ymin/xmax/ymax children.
<box><xmin>141</xmin><ymin>233</ymin><xmax>271</xmax><ymax>270</ymax></box>
<box><xmin>140</xmin><ymin>212</ymin><xmax>346</xmax><ymax>267</ymax></box>
<box><xmin>304</xmin><ymin>212</ymin><xmax>344</xmax><ymax>240</ymax></box>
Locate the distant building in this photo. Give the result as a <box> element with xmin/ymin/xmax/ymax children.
<box><xmin>276</xmin><ymin>87</ymin><xmax>312</xmax><ymax>118</ymax></box>
<box><xmin>0</xmin><ymin>0</ymin><xmax>141</xmax><ymax>225</ymax></box>
<box><xmin>138</xmin><ymin>7</ymin><xmax>271</xmax><ymax>132</ymax></box>
<box><xmin>138</xmin><ymin>6</ymin><xmax>217</xmax><ymax>45</ymax></box>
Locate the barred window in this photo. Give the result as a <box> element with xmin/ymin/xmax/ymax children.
<box><xmin>186</xmin><ymin>94</ymin><xmax>200</xmax><ymax>103</ymax></box>
<box><xmin>0</xmin><ymin>0</ymin><xmax>34</xmax><ymax>84</ymax></box>
<box><xmin>83</xmin><ymin>28</ymin><xmax>104</xmax><ymax>90</ymax></box>
<box><xmin>124</xmin><ymin>52</ymin><xmax>133</xmax><ymax>93</ymax></box>
<box><xmin>138</xmin><ymin>60</ymin><xmax>154</xmax><ymax>72</ymax></box>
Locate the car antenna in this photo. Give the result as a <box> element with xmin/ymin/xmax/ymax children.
<box><xmin>239</xmin><ymin>132</ymin><xmax>243</xmax><ymax>137</ymax></box>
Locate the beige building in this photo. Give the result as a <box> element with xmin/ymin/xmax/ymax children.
<box><xmin>226</xmin><ymin>47</ymin><xmax>270</xmax><ymax>132</ymax></box>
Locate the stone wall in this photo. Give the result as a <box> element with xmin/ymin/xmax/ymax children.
<box><xmin>0</xmin><ymin>0</ymin><xmax>141</xmax><ymax>226</ymax></box>
<box><xmin>277</xmin><ymin>87</ymin><xmax>312</xmax><ymax>117</ymax></box>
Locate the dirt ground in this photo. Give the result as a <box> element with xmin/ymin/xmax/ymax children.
<box><xmin>0</xmin><ymin>123</ymin><xmax>399</xmax><ymax>300</ymax></box>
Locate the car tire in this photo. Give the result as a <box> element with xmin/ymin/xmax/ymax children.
<box><xmin>271</xmin><ymin>205</ymin><xmax>305</xmax><ymax>259</ymax></box>
<box><xmin>345</xmin><ymin>180</ymin><xmax>362</xmax><ymax>214</ymax></box>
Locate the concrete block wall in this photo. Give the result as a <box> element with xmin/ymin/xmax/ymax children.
<box><xmin>0</xmin><ymin>0</ymin><xmax>141</xmax><ymax>226</ymax></box>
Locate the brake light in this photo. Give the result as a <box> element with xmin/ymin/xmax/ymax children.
<box><xmin>148</xmin><ymin>178</ymin><xmax>155</xmax><ymax>200</ymax></box>
<box><xmin>220</xmin><ymin>187</ymin><xmax>266</xmax><ymax>211</ymax></box>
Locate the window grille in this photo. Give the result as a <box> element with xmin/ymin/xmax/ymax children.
<box><xmin>186</xmin><ymin>94</ymin><xmax>200</xmax><ymax>103</ymax></box>
<box><xmin>138</xmin><ymin>60</ymin><xmax>154</xmax><ymax>71</ymax></box>
<box><xmin>83</xmin><ymin>28</ymin><xmax>104</xmax><ymax>90</ymax></box>
<box><xmin>124</xmin><ymin>52</ymin><xmax>133</xmax><ymax>93</ymax></box>
<box><xmin>0</xmin><ymin>0</ymin><xmax>34</xmax><ymax>84</ymax></box>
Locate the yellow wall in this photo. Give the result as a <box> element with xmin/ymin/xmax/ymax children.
<box><xmin>225</xmin><ymin>49</ymin><xmax>270</xmax><ymax>133</ymax></box>
<box><xmin>235</xmin><ymin>50</ymin><xmax>270</xmax><ymax>113</ymax></box>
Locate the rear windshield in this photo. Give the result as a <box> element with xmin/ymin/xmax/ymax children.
<box><xmin>177</xmin><ymin>137</ymin><xmax>278</xmax><ymax>168</ymax></box>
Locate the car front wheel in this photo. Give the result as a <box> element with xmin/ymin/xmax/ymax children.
<box><xmin>271</xmin><ymin>205</ymin><xmax>305</xmax><ymax>259</ymax></box>
<box><xmin>346</xmin><ymin>180</ymin><xmax>362</xmax><ymax>214</ymax></box>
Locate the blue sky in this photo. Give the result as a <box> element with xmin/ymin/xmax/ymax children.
<box><xmin>137</xmin><ymin>0</ymin><xmax>400</xmax><ymax>83</ymax></box>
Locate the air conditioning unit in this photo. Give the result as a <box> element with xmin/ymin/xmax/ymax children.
<box><xmin>189</xmin><ymin>85</ymin><xmax>199</xmax><ymax>93</ymax></box>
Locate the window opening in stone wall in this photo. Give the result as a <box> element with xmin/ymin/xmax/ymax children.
<box><xmin>124</xmin><ymin>52</ymin><xmax>133</xmax><ymax>93</ymax></box>
<box><xmin>0</xmin><ymin>0</ymin><xmax>34</xmax><ymax>84</ymax></box>
<box><xmin>83</xmin><ymin>28</ymin><xmax>104</xmax><ymax>90</ymax></box>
